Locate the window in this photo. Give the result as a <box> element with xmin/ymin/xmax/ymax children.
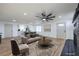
<box><xmin>19</xmin><ymin>25</ymin><xmax>26</xmax><ymax>31</ymax></box>
<box><xmin>36</xmin><ymin>26</ymin><xmax>41</xmax><ymax>32</ymax></box>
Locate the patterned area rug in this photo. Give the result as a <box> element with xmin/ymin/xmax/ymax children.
<box><xmin>0</xmin><ymin>37</ymin><xmax>65</xmax><ymax>56</ymax></box>
<box><xmin>28</xmin><ymin>38</ymin><xmax>65</xmax><ymax>56</ymax></box>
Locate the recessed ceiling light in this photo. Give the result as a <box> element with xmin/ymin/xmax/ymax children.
<box><xmin>59</xmin><ymin>16</ymin><xmax>62</xmax><ymax>18</ymax></box>
<box><xmin>24</xmin><ymin>13</ymin><xmax>27</xmax><ymax>15</ymax></box>
<box><xmin>12</xmin><ymin>20</ymin><xmax>16</xmax><ymax>22</ymax></box>
<box><xmin>58</xmin><ymin>24</ymin><xmax>64</xmax><ymax>26</ymax></box>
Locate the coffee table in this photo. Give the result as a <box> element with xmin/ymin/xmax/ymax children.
<box><xmin>38</xmin><ymin>36</ymin><xmax>53</xmax><ymax>48</ymax></box>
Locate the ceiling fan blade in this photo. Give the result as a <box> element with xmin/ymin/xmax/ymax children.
<box><xmin>47</xmin><ymin>13</ymin><xmax>52</xmax><ymax>17</ymax></box>
<box><xmin>49</xmin><ymin>16</ymin><xmax>55</xmax><ymax>18</ymax></box>
<box><xmin>46</xmin><ymin>19</ymin><xmax>49</xmax><ymax>21</ymax></box>
<box><xmin>36</xmin><ymin>16</ymin><xmax>43</xmax><ymax>18</ymax></box>
<box><xmin>41</xmin><ymin>12</ymin><xmax>46</xmax><ymax>17</ymax></box>
<box><xmin>49</xmin><ymin>18</ymin><xmax>54</xmax><ymax>20</ymax></box>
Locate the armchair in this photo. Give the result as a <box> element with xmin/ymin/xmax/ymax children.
<box><xmin>11</xmin><ymin>39</ymin><xmax>29</xmax><ymax>56</ymax></box>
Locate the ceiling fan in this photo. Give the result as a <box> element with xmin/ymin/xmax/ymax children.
<box><xmin>36</xmin><ymin>12</ymin><xmax>55</xmax><ymax>22</ymax></box>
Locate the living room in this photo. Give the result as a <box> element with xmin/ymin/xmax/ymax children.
<box><xmin>0</xmin><ymin>3</ymin><xmax>78</xmax><ymax>56</ymax></box>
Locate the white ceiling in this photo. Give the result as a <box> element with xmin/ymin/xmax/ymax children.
<box><xmin>0</xmin><ymin>3</ymin><xmax>78</xmax><ymax>23</ymax></box>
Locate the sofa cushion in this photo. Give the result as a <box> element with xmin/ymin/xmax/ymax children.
<box><xmin>21</xmin><ymin>36</ymin><xmax>28</xmax><ymax>44</ymax></box>
<box><xmin>18</xmin><ymin>44</ymin><xmax>29</xmax><ymax>55</ymax></box>
<box><xmin>19</xmin><ymin>44</ymin><xmax>29</xmax><ymax>50</ymax></box>
<box><xmin>27</xmin><ymin>37</ymin><xmax>42</xmax><ymax>44</ymax></box>
<box><xmin>14</xmin><ymin>36</ymin><xmax>22</xmax><ymax>45</ymax></box>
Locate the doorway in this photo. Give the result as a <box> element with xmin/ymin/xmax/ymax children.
<box><xmin>4</xmin><ymin>24</ymin><xmax>13</xmax><ymax>38</ymax></box>
<box><xmin>57</xmin><ymin>23</ymin><xmax>66</xmax><ymax>39</ymax></box>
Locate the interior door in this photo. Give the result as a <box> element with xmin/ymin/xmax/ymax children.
<box><xmin>57</xmin><ymin>23</ymin><xmax>66</xmax><ymax>39</ymax></box>
<box><xmin>4</xmin><ymin>24</ymin><xmax>13</xmax><ymax>38</ymax></box>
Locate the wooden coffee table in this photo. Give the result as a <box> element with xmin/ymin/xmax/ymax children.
<box><xmin>38</xmin><ymin>37</ymin><xmax>53</xmax><ymax>48</ymax></box>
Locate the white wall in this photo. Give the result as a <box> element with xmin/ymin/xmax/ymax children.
<box><xmin>34</xmin><ymin>12</ymin><xmax>74</xmax><ymax>39</ymax></box>
<box><xmin>0</xmin><ymin>12</ymin><xmax>74</xmax><ymax>39</ymax></box>
<box><xmin>54</xmin><ymin>12</ymin><xmax>74</xmax><ymax>39</ymax></box>
<box><xmin>0</xmin><ymin>22</ymin><xmax>19</xmax><ymax>38</ymax></box>
<box><xmin>0</xmin><ymin>22</ymin><xmax>4</xmax><ymax>38</ymax></box>
<box><xmin>13</xmin><ymin>24</ymin><xmax>18</xmax><ymax>37</ymax></box>
<box><xmin>36</xmin><ymin>23</ymin><xmax>57</xmax><ymax>38</ymax></box>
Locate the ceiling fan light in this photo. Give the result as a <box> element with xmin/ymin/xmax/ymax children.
<box><xmin>42</xmin><ymin>19</ymin><xmax>46</xmax><ymax>21</ymax></box>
